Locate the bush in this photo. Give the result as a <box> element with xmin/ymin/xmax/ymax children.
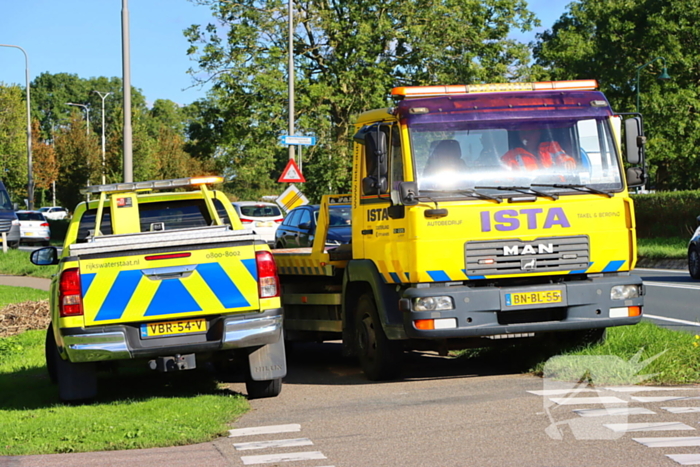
<box><xmin>632</xmin><ymin>191</ymin><xmax>700</xmax><ymax>238</ymax></box>
<box><xmin>47</xmin><ymin>219</ymin><xmax>69</xmax><ymax>244</ymax></box>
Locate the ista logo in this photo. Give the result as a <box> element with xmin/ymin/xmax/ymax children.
<box><xmin>480</xmin><ymin>207</ymin><xmax>570</xmax><ymax>232</ymax></box>
<box><xmin>367</xmin><ymin>208</ymin><xmax>389</xmax><ymax>222</ymax></box>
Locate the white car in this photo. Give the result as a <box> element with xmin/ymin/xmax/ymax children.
<box><xmin>16</xmin><ymin>210</ymin><xmax>51</xmax><ymax>246</ymax></box>
<box><xmin>38</xmin><ymin>206</ymin><xmax>69</xmax><ymax>220</ymax></box>
<box><xmin>232</xmin><ymin>201</ymin><xmax>284</xmax><ymax>244</ymax></box>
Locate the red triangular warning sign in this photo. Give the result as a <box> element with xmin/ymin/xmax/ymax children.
<box><xmin>278</xmin><ymin>159</ymin><xmax>306</xmax><ymax>183</ymax></box>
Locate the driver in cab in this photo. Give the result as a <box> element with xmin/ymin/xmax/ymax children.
<box><xmin>501</xmin><ymin>129</ymin><xmax>576</xmax><ymax>171</ymax></box>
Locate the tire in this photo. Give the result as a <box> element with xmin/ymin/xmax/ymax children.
<box><xmin>245</xmin><ymin>377</ymin><xmax>283</xmax><ymax>400</ymax></box>
<box><xmin>355</xmin><ymin>293</ymin><xmax>403</xmax><ymax>381</ymax></box>
<box><xmin>46</xmin><ymin>324</ymin><xmax>97</xmax><ymax>402</ymax></box>
<box><xmin>8</xmin><ymin>240</ymin><xmax>19</xmax><ymax>249</ymax></box>
<box><xmin>689</xmin><ymin>246</ymin><xmax>700</xmax><ymax>279</ymax></box>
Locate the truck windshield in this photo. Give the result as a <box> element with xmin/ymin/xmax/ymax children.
<box><xmin>402</xmin><ymin>92</ymin><xmax>624</xmax><ymax>198</ymax></box>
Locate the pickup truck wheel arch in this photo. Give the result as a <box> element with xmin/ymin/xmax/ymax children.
<box><xmin>47</xmin><ymin>325</ymin><xmax>98</xmax><ymax>402</ymax></box>
<box><xmin>354</xmin><ymin>293</ymin><xmax>403</xmax><ymax>381</ymax></box>
<box><xmin>45</xmin><ymin>324</ymin><xmax>58</xmax><ymax>384</ymax></box>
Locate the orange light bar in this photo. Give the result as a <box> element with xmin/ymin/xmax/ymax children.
<box><xmin>391</xmin><ymin>80</ymin><xmax>599</xmax><ymax>98</ymax></box>
<box><xmin>190</xmin><ymin>176</ymin><xmax>224</xmax><ymax>185</ymax></box>
<box><xmin>414</xmin><ymin>319</ymin><xmax>435</xmax><ymax>330</ymax></box>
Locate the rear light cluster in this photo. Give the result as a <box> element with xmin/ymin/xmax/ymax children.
<box><xmin>256</xmin><ymin>251</ymin><xmax>280</xmax><ymax>298</ymax></box>
<box><xmin>59</xmin><ymin>268</ymin><xmax>83</xmax><ymax>317</ymax></box>
<box><xmin>241</xmin><ymin>219</ymin><xmax>254</xmax><ymax>224</ymax></box>
<box><xmin>274</xmin><ymin>219</ymin><xmax>283</xmax><ymax>224</ymax></box>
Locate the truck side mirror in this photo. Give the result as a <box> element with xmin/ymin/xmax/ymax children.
<box><xmin>399</xmin><ymin>181</ymin><xmax>418</xmax><ymax>206</ymax></box>
<box><xmin>362</xmin><ymin>176</ymin><xmax>388</xmax><ymax>196</ymax></box>
<box><xmin>625</xmin><ymin>117</ymin><xmax>644</xmax><ymax>165</ymax></box>
<box><xmin>355</xmin><ymin>124</ymin><xmax>389</xmax><ymax>195</ymax></box>
<box><xmin>30</xmin><ymin>246</ymin><xmax>59</xmax><ymax>266</ymax></box>
<box><xmin>626</xmin><ymin>167</ymin><xmax>645</xmax><ymax>188</ymax></box>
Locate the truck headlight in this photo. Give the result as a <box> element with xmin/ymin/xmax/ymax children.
<box><xmin>413</xmin><ymin>296</ymin><xmax>454</xmax><ymax>311</ymax></box>
<box><xmin>610</xmin><ymin>285</ymin><xmax>640</xmax><ymax>300</ymax></box>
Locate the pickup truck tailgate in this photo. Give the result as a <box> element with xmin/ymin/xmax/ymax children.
<box><xmin>71</xmin><ymin>226</ymin><xmax>262</xmax><ymax>327</ymax></box>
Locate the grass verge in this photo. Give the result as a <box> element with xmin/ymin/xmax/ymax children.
<box><xmin>637</xmin><ymin>237</ymin><xmax>687</xmax><ymax>260</ymax></box>
<box><xmin>0</xmin><ymin>285</ymin><xmax>49</xmax><ymax>307</ymax></box>
<box><xmin>0</xmin><ymin>330</ymin><xmax>249</xmax><ymax>456</ymax></box>
<box><xmin>457</xmin><ymin>322</ymin><xmax>700</xmax><ymax>386</ymax></box>
<box><xmin>0</xmin><ymin>249</ymin><xmax>57</xmax><ymax>278</ymax></box>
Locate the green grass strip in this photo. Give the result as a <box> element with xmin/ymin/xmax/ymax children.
<box><xmin>637</xmin><ymin>237</ymin><xmax>687</xmax><ymax>260</ymax></box>
<box><xmin>0</xmin><ymin>330</ymin><xmax>249</xmax><ymax>456</ymax></box>
<box><xmin>0</xmin><ymin>249</ymin><xmax>57</xmax><ymax>278</ymax></box>
<box><xmin>0</xmin><ymin>285</ymin><xmax>49</xmax><ymax>308</ymax></box>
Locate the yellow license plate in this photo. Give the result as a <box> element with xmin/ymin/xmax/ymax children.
<box><xmin>505</xmin><ymin>290</ymin><xmax>563</xmax><ymax>307</ymax></box>
<box><xmin>141</xmin><ymin>318</ymin><xmax>207</xmax><ymax>338</ymax></box>
<box><xmin>25</xmin><ymin>232</ymin><xmax>34</xmax><ymax>236</ymax></box>
<box><xmin>256</xmin><ymin>221</ymin><xmax>273</xmax><ymax>227</ymax></box>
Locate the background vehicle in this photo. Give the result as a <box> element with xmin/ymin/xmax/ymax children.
<box><xmin>16</xmin><ymin>210</ymin><xmax>51</xmax><ymax>246</ymax></box>
<box><xmin>232</xmin><ymin>201</ymin><xmax>284</xmax><ymax>244</ymax></box>
<box><xmin>0</xmin><ymin>180</ymin><xmax>20</xmax><ymax>249</ymax></box>
<box><xmin>274</xmin><ymin>204</ymin><xmax>351</xmax><ymax>249</ymax></box>
<box><xmin>688</xmin><ymin>215</ymin><xmax>700</xmax><ymax>279</ymax></box>
<box><xmin>273</xmin><ymin>80</ymin><xmax>645</xmax><ymax>381</ymax></box>
<box><xmin>39</xmin><ymin>206</ymin><xmax>69</xmax><ymax>220</ymax></box>
<box><xmin>31</xmin><ymin>176</ymin><xmax>285</xmax><ymax>402</ymax></box>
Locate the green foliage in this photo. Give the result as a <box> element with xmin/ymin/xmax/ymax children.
<box><xmin>637</xmin><ymin>237</ymin><xmax>687</xmax><ymax>259</ymax></box>
<box><xmin>0</xmin><ymin>85</ymin><xmax>29</xmax><ymax>204</ymax></box>
<box><xmin>632</xmin><ymin>191</ymin><xmax>700</xmax><ymax>238</ymax></box>
<box><xmin>533</xmin><ymin>0</ymin><xmax>700</xmax><ymax>191</ymax></box>
<box><xmin>185</xmin><ymin>0</ymin><xmax>537</xmax><ymax>201</ymax></box>
<box><xmin>0</xmin><ymin>330</ymin><xmax>249</xmax><ymax>456</ymax></box>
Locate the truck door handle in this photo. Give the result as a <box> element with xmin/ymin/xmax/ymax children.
<box><xmin>361</xmin><ymin>229</ymin><xmax>373</xmax><ymax>235</ymax></box>
<box><xmin>142</xmin><ymin>265</ymin><xmax>196</xmax><ymax>280</ymax></box>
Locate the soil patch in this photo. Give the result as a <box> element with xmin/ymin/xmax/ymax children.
<box><xmin>0</xmin><ymin>300</ymin><xmax>50</xmax><ymax>338</ymax></box>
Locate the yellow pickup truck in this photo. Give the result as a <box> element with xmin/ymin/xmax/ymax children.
<box><xmin>31</xmin><ymin>176</ymin><xmax>285</xmax><ymax>401</ymax></box>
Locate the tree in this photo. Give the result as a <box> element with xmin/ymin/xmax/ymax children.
<box><xmin>185</xmin><ymin>0</ymin><xmax>537</xmax><ymax>200</ymax></box>
<box><xmin>0</xmin><ymin>84</ymin><xmax>28</xmax><ymax>203</ymax></box>
<box><xmin>31</xmin><ymin>119</ymin><xmax>58</xmax><ymax>207</ymax></box>
<box><xmin>533</xmin><ymin>0</ymin><xmax>700</xmax><ymax>190</ymax></box>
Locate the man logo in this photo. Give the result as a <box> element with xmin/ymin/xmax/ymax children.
<box><xmin>522</xmin><ymin>258</ymin><xmax>537</xmax><ymax>270</ymax></box>
<box><xmin>504</xmin><ymin>243</ymin><xmax>554</xmax><ymax>256</ymax></box>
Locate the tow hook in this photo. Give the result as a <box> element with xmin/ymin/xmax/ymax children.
<box><xmin>148</xmin><ymin>353</ymin><xmax>196</xmax><ymax>372</ymax></box>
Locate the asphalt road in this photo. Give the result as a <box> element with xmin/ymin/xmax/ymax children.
<box><xmin>635</xmin><ymin>267</ymin><xmax>700</xmax><ymax>334</ymax></box>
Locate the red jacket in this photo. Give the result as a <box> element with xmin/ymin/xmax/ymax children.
<box><xmin>502</xmin><ymin>141</ymin><xmax>575</xmax><ymax>170</ymax></box>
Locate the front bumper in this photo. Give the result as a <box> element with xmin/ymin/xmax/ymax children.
<box><xmin>60</xmin><ymin>308</ymin><xmax>284</xmax><ymax>363</ymax></box>
<box><xmin>400</xmin><ymin>275</ymin><xmax>643</xmax><ymax>339</ymax></box>
<box><xmin>0</xmin><ymin>224</ymin><xmax>20</xmax><ymax>243</ymax></box>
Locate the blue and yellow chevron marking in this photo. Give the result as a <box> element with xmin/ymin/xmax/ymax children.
<box><xmin>81</xmin><ymin>248</ymin><xmax>259</xmax><ymax>325</ymax></box>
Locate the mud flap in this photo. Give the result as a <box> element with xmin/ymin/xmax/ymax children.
<box><xmin>248</xmin><ymin>336</ymin><xmax>287</xmax><ymax>381</ymax></box>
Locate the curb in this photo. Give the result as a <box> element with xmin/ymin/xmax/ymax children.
<box><xmin>636</xmin><ymin>258</ymin><xmax>686</xmax><ymax>271</ymax></box>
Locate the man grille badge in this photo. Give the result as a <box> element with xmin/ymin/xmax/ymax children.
<box><xmin>522</xmin><ymin>258</ymin><xmax>537</xmax><ymax>270</ymax></box>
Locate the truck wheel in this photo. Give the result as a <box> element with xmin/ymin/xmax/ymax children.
<box><xmin>47</xmin><ymin>325</ymin><xmax>98</xmax><ymax>402</ymax></box>
<box><xmin>689</xmin><ymin>246</ymin><xmax>700</xmax><ymax>279</ymax></box>
<box><xmin>355</xmin><ymin>293</ymin><xmax>402</xmax><ymax>381</ymax></box>
<box><xmin>245</xmin><ymin>377</ymin><xmax>282</xmax><ymax>399</ymax></box>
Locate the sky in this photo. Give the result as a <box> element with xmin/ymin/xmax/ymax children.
<box><xmin>0</xmin><ymin>0</ymin><xmax>571</xmax><ymax>108</ymax></box>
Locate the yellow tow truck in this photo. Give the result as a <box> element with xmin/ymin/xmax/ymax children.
<box><xmin>31</xmin><ymin>176</ymin><xmax>285</xmax><ymax>401</ymax></box>
<box><xmin>273</xmin><ymin>80</ymin><xmax>646</xmax><ymax>380</ymax></box>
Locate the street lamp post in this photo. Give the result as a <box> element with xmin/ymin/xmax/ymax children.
<box><xmin>93</xmin><ymin>91</ymin><xmax>112</xmax><ymax>185</ymax></box>
<box><xmin>635</xmin><ymin>57</ymin><xmax>671</xmax><ymax>113</ymax></box>
<box><xmin>0</xmin><ymin>44</ymin><xmax>33</xmax><ymax>210</ymax></box>
<box><xmin>66</xmin><ymin>102</ymin><xmax>90</xmax><ymax>135</ymax></box>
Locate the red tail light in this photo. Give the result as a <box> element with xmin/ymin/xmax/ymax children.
<box><xmin>241</xmin><ymin>219</ymin><xmax>254</xmax><ymax>224</ymax></box>
<box><xmin>256</xmin><ymin>250</ymin><xmax>280</xmax><ymax>298</ymax></box>
<box><xmin>59</xmin><ymin>267</ymin><xmax>83</xmax><ymax>317</ymax></box>
<box><xmin>40</xmin><ymin>222</ymin><xmax>49</xmax><ymax>227</ymax></box>
<box><xmin>274</xmin><ymin>219</ymin><xmax>283</xmax><ymax>224</ymax></box>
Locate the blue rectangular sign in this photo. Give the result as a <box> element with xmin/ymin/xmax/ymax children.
<box><xmin>280</xmin><ymin>135</ymin><xmax>316</xmax><ymax>146</ymax></box>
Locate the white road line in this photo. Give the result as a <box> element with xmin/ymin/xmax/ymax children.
<box><xmin>605</xmin><ymin>386</ymin><xmax>697</xmax><ymax>393</ymax></box>
<box><xmin>643</xmin><ymin>281</ymin><xmax>700</xmax><ymax>291</ymax></box>
<box><xmin>527</xmin><ymin>388</ymin><xmax>600</xmax><ymax>396</ymax></box>
<box><xmin>574</xmin><ymin>407</ymin><xmax>656</xmax><ymax>417</ymax></box>
<box><xmin>241</xmin><ymin>451</ymin><xmax>327</xmax><ymax>465</ymax></box>
<box><xmin>229</xmin><ymin>424</ymin><xmax>302</xmax><ymax>438</ymax></box>
<box><xmin>549</xmin><ymin>396</ymin><xmax>625</xmax><ymax>405</ymax></box>
<box><xmin>663</xmin><ymin>407</ymin><xmax>700</xmax><ymax>414</ymax></box>
<box><xmin>604</xmin><ymin>422</ymin><xmax>696</xmax><ymax>433</ymax></box>
<box><xmin>234</xmin><ymin>438</ymin><xmax>313</xmax><ymax>451</ymax></box>
<box><xmin>667</xmin><ymin>453</ymin><xmax>700</xmax><ymax>465</ymax></box>
<box><xmin>634</xmin><ymin>437</ymin><xmax>700</xmax><ymax>448</ymax></box>
<box><xmin>644</xmin><ymin>314</ymin><xmax>700</xmax><ymax>327</ymax></box>
<box><xmin>632</xmin><ymin>396</ymin><xmax>700</xmax><ymax>403</ymax></box>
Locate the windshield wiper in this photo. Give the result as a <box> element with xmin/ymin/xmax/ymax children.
<box><xmin>420</xmin><ymin>188</ymin><xmax>502</xmax><ymax>203</ymax></box>
<box><xmin>474</xmin><ymin>185</ymin><xmax>558</xmax><ymax>201</ymax></box>
<box><xmin>531</xmin><ymin>183</ymin><xmax>614</xmax><ymax>198</ymax></box>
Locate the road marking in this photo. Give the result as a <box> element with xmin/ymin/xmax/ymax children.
<box><xmin>644</xmin><ymin>314</ymin><xmax>700</xmax><ymax>327</ymax></box>
<box><xmin>241</xmin><ymin>451</ymin><xmax>327</xmax><ymax>465</ymax></box>
<box><xmin>234</xmin><ymin>438</ymin><xmax>313</xmax><ymax>451</ymax></box>
<box><xmin>229</xmin><ymin>424</ymin><xmax>302</xmax><ymax>438</ymax></box>
<box><xmin>634</xmin><ymin>437</ymin><xmax>700</xmax><ymax>448</ymax></box>
<box><xmin>574</xmin><ymin>407</ymin><xmax>656</xmax><ymax>417</ymax></box>
<box><xmin>631</xmin><ymin>396</ymin><xmax>700</xmax><ymax>403</ymax></box>
<box><xmin>663</xmin><ymin>407</ymin><xmax>700</xmax><ymax>414</ymax></box>
<box><xmin>528</xmin><ymin>388</ymin><xmax>599</xmax><ymax>396</ymax></box>
<box><xmin>604</xmin><ymin>422</ymin><xmax>696</xmax><ymax>433</ymax></box>
<box><xmin>604</xmin><ymin>386</ymin><xmax>697</xmax><ymax>393</ymax></box>
<box><xmin>667</xmin><ymin>453</ymin><xmax>700</xmax><ymax>465</ymax></box>
<box><xmin>549</xmin><ymin>396</ymin><xmax>625</xmax><ymax>405</ymax></box>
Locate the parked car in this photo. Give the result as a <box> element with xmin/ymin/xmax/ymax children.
<box><xmin>232</xmin><ymin>201</ymin><xmax>284</xmax><ymax>244</ymax></box>
<box><xmin>689</xmin><ymin>215</ymin><xmax>700</xmax><ymax>279</ymax></box>
<box><xmin>38</xmin><ymin>206</ymin><xmax>69</xmax><ymax>220</ymax></box>
<box><xmin>274</xmin><ymin>204</ymin><xmax>351</xmax><ymax>249</ymax></box>
<box><xmin>15</xmin><ymin>210</ymin><xmax>51</xmax><ymax>246</ymax></box>
<box><xmin>0</xmin><ymin>180</ymin><xmax>20</xmax><ymax>249</ymax></box>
